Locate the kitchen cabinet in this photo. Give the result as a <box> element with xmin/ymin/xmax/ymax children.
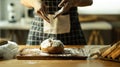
<box><xmin>110</xmin><ymin>22</ymin><xmax>120</xmax><ymax>44</ymax></box>
<box><xmin>81</xmin><ymin>21</ymin><xmax>112</xmax><ymax>45</ymax></box>
<box><xmin>0</xmin><ymin>21</ymin><xmax>30</xmax><ymax>44</ymax></box>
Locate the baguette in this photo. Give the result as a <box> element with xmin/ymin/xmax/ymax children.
<box><xmin>107</xmin><ymin>46</ymin><xmax>120</xmax><ymax>58</ymax></box>
<box><xmin>101</xmin><ymin>41</ymin><xmax>120</xmax><ymax>57</ymax></box>
<box><xmin>111</xmin><ymin>47</ymin><xmax>120</xmax><ymax>59</ymax></box>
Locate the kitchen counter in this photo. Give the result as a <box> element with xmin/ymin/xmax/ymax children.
<box><xmin>0</xmin><ymin>21</ymin><xmax>112</xmax><ymax>30</ymax></box>
<box><xmin>0</xmin><ymin>21</ymin><xmax>30</xmax><ymax>44</ymax></box>
<box><xmin>0</xmin><ymin>45</ymin><xmax>120</xmax><ymax>67</ymax></box>
<box><xmin>0</xmin><ymin>21</ymin><xmax>30</xmax><ymax>30</ymax></box>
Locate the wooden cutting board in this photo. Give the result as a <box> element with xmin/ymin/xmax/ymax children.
<box><xmin>16</xmin><ymin>48</ymin><xmax>87</xmax><ymax>60</ymax></box>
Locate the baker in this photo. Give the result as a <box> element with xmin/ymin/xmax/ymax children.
<box><xmin>21</xmin><ymin>0</ymin><xmax>93</xmax><ymax>45</ymax></box>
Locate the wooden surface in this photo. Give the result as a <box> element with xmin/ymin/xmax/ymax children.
<box><xmin>17</xmin><ymin>45</ymin><xmax>87</xmax><ymax>60</ymax></box>
<box><xmin>0</xmin><ymin>45</ymin><xmax>120</xmax><ymax>67</ymax></box>
<box><xmin>0</xmin><ymin>58</ymin><xmax>120</xmax><ymax>67</ymax></box>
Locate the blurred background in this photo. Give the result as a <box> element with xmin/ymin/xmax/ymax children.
<box><xmin>0</xmin><ymin>0</ymin><xmax>120</xmax><ymax>45</ymax></box>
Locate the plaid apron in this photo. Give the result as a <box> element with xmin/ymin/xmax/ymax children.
<box><xmin>26</xmin><ymin>0</ymin><xmax>86</xmax><ymax>45</ymax></box>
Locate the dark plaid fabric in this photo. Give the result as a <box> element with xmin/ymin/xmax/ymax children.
<box><xmin>44</xmin><ymin>0</ymin><xmax>69</xmax><ymax>14</ymax></box>
<box><xmin>26</xmin><ymin>0</ymin><xmax>86</xmax><ymax>45</ymax></box>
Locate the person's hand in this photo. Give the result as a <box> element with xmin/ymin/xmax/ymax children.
<box><xmin>54</xmin><ymin>0</ymin><xmax>77</xmax><ymax>19</ymax></box>
<box><xmin>34</xmin><ymin>0</ymin><xmax>50</xmax><ymax>23</ymax></box>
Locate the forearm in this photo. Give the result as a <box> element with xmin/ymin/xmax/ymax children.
<box><xmin>75</xmin><ymin>0</ymin><xmax>93</xmax><ymax>6</ymax></box>
<box><xmin>21</xmin><ymin>0</ymin><xmax>40</xmax><ymax>8</ymax></box>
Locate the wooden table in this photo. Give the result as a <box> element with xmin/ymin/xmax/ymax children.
<box><xmin>0</xmin><ymin>45</ymin><xmax>120</xmax><ymax>67</ymax></box>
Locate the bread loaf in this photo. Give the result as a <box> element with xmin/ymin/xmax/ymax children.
<box><xmin>107</xmin><ymin>46</ymin><xmax>120</xmax><ymax>58</ymax></box>
<box><xmin>101</xmin><ymin>41</ymin><xmax>120</xmax><ymax>58</ymax></box>
<box><xmin>110</xmin><ymin>47</ymin><xmax>120</xmax><ymax>59</ymax></box>
<box><xmin>0</xmin><ymin>39</ymin><xmax>8</xmax><ymax>46</ymax></box>
<box><xmin>40</xmin><ymin>38</ymin><xmax>64</xmax><ymax>54</ymax></box>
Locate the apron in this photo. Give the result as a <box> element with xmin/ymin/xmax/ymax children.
<box><xmin>26</xmin><ymin>0</ymin><xmax>86</xmax><ymax>45</ymax></box>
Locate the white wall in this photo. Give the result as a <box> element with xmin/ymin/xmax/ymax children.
<box><xmin>0</xmin><ymin>0</ymin><xmax>1</xmax><ymax>20</ymax></box>
<box><xmin>78</xmin><ymin>0</ymin><xmax>120</xmax><ymax>15</ymax></box>
<box><xmin>0</xmin><ymin>0</ymin><xmax>24</xmax><ymax>20</ymax></box>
